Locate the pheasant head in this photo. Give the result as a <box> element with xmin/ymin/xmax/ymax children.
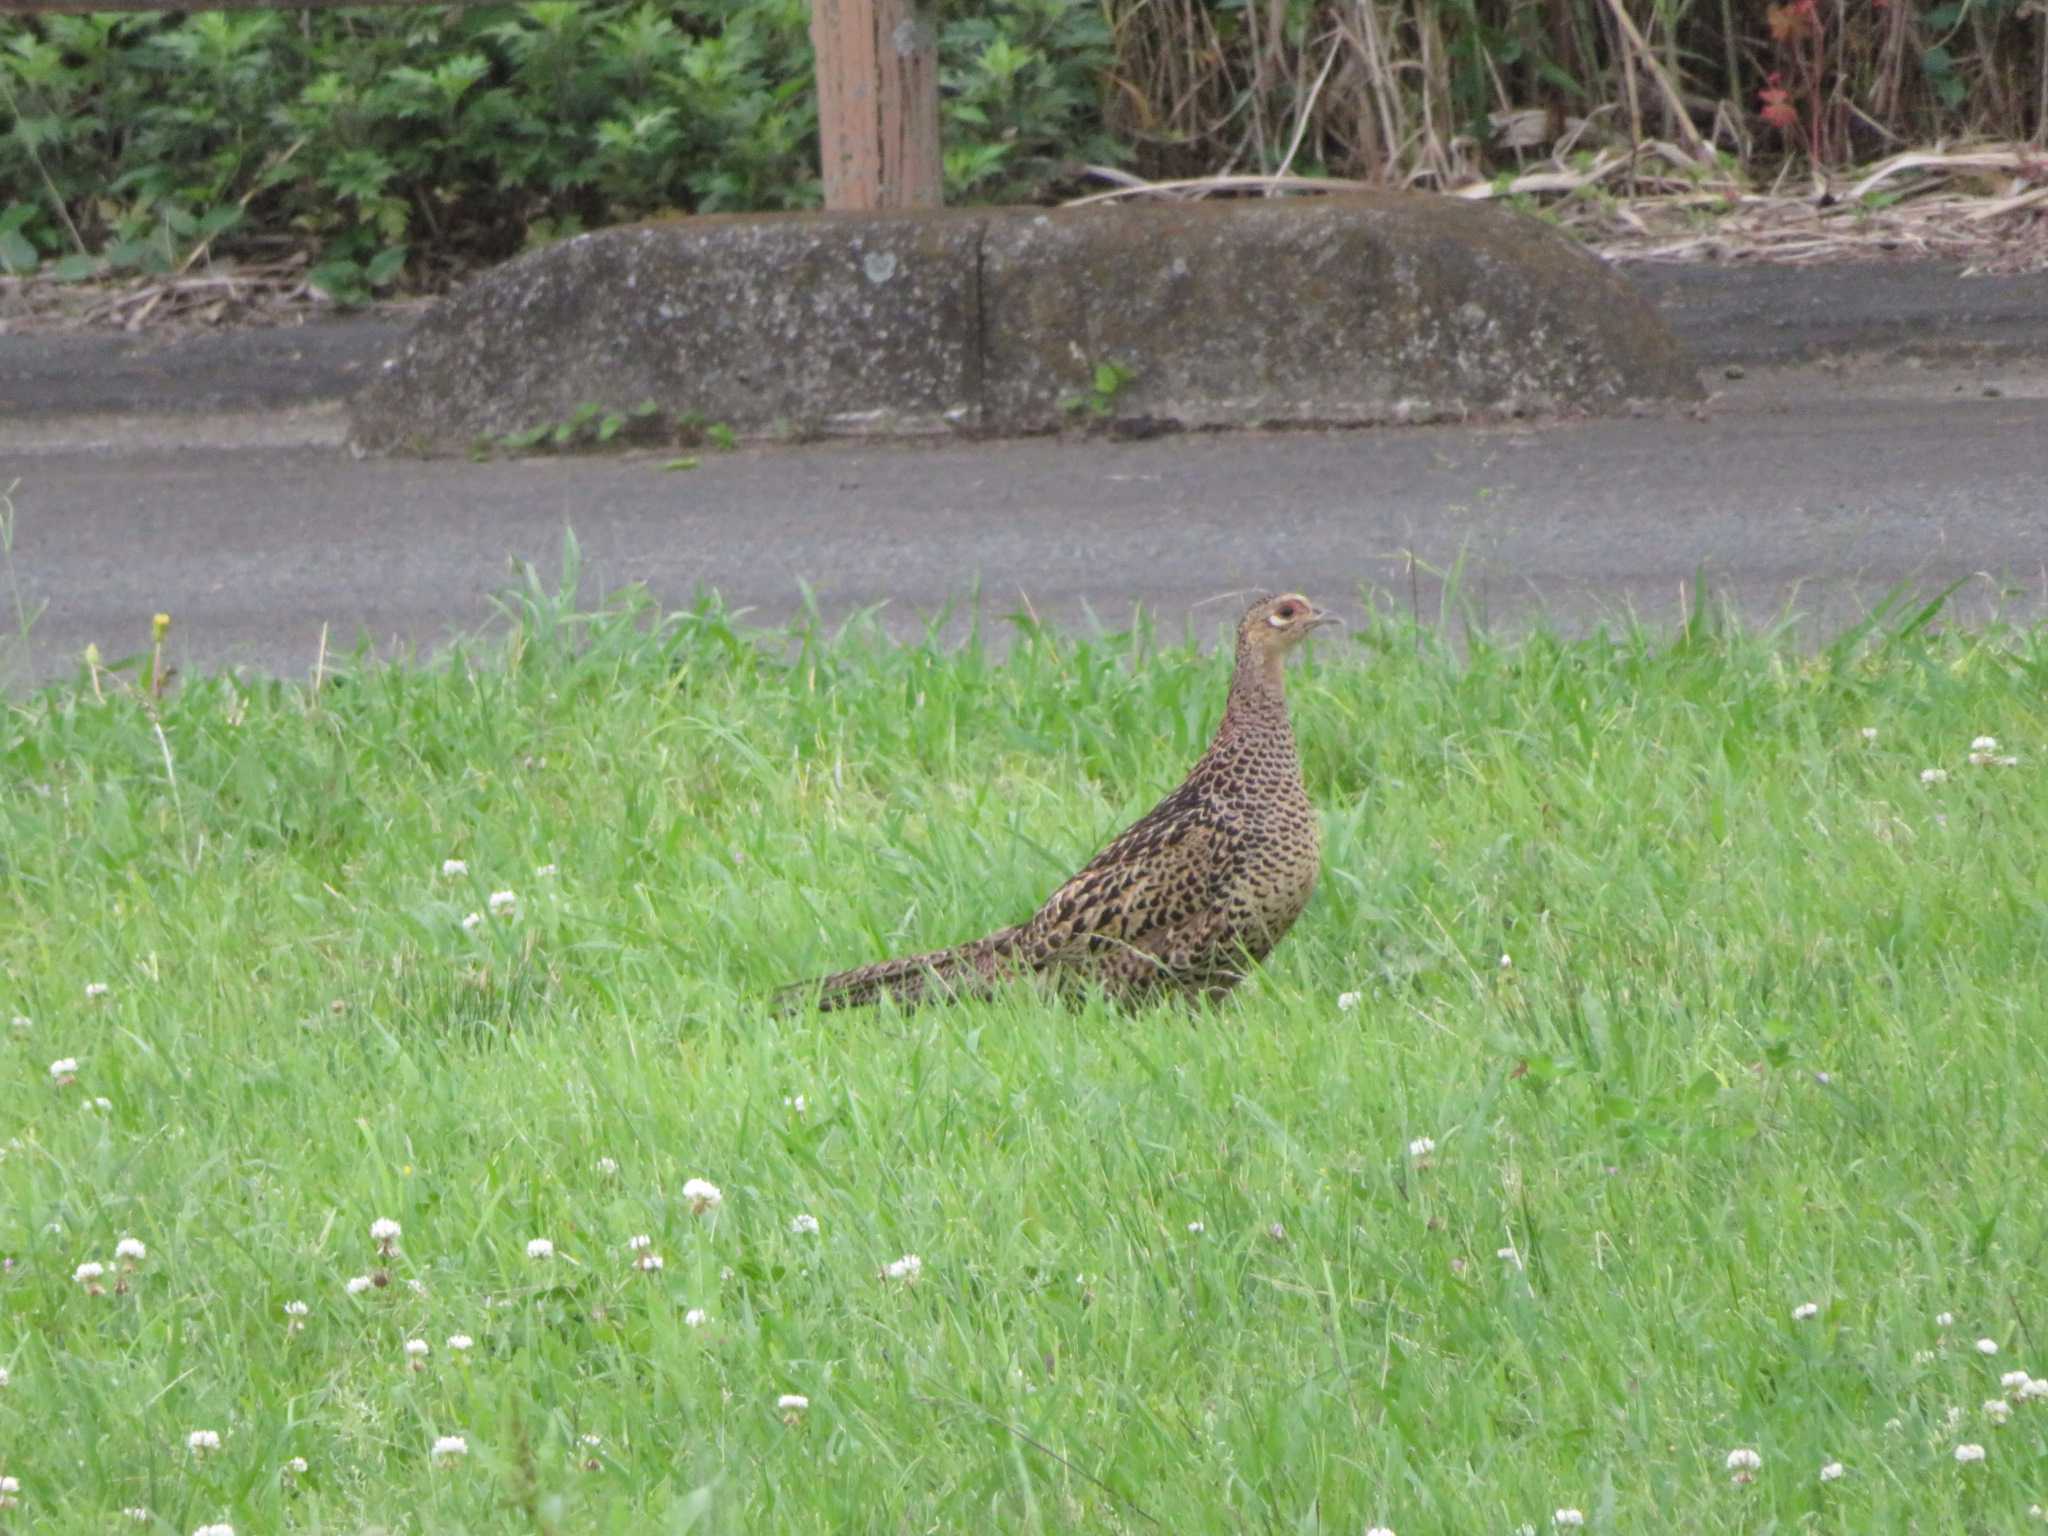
<box><xmin>1230</xmin><ymin>592</ymin><xmax>1336</xmax><ymax>705</ymax></box>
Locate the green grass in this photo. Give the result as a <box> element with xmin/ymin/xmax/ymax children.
<box><xmin>5</xmin><ymin>550</ymin><xmax>2048</xmax><ymax>1533</ymax></box>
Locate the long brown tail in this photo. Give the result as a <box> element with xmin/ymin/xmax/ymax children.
<box><xmin>775</xmin><ymin>926</ymin><xmax>1028</xmax><ymax>1014</ymax></box>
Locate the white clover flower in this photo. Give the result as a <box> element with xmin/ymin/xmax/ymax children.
<box><xmin>1792</xmin><ymin>1301</ymin><xmax>1819</xmax><ymax>1321</ymax></box>
<box><xmin>1553</xmin><ymin>1511</ymin><xmax>1585</xmax><ymax>1528</ymax></box>
<box><xmin>1726</xmin><ymin>1447</ymin><xmax>1762</xmax><ymax>1479</ymax></box>
<box><xmin>1336</xmin><ymin>991</ymin><xmax>1362</xmax><ymax>1011</ymax></box>
<box><xmin>1913</xmin><ymin>1349</ymin><xmax>1938</xmax><ymax>1365</ymax></box>
<box><xmin>1978</xmin><ymin>1337</ymin><xmax>2000</xmax><ymax>1355</ymax></box>
<box><xmin>883</xmin><ymin>1254</ymin><xmax>923</xmax><ymax>1283</ymax></box>
<box><xmin>1407</xmin><ymin>1136</ymin><xmax>1436</xmax><ymax>1159</ymax></box>
<box><xmin>2020</xmin><ymin>1377</ymin><xmax>2048</xmax><ymax>1401</ymax></box>
<box><xmin>789</xmin><ymin>1214</ymin><xmax>820</xmax><ymax>1236</ymax></box>
<box><xmin>1921</xmin><ymin>767</ymin><xmax>1949</xmax><ymax>785</ymax></box>
<box><xmin>783</xmin><ymin>1094</ymin><xmax>807</xmax><ymax>1114</ymax></box>
<box><xmin>187</xmin><ymin>1429</ymin><xmax>221</xmax><ymax>1454</ymax></box>
<box><xmin>627</xmin><ymin>1234</ymin><xmax>652</xmax><ymax>1251</ymax></box>
<box><xmin>1860</xmin><ymin>726</ymin><xmax>1878</xmax><ymax>742</ymax></box>
<box><xmin>578</xmin><ymin>1433</ymin><xmax>601</xmax><ymax>1448</ymax></box>
<box><xmin>1936</xmin><ymin>1311</ymin><xmax>1955</xmax><ymax>1327</ymax></box>
<box><xmin>192</xmin><ymin>1524</ymin><xmax>235</xmax><ymax>1536</ymax></box>
<box><xmin>1366</xmin><ymin>1527</ymin><xmax>1394</xmax><ymax>1536</ymax></box>
<box><xmin>344</xmin><ymin>1275</ymin><xmax>373</xmax><ymax>1296</ymax></box>
<box><xmin>432</xmin><ymin>1434</ymin><xmax>468</xmax><ymax>1460</ymax></box>
<box><xmin>284</xmin><ymin>1300</ymin><xmax>308</xmax><ymax>1318</ymax></box>
<box><xmin>116</xmin><ymin>1237</ymin><xmax>146</xmax><ymax>1262</ymax></box>
<box><xmin>408</xmin><ymin>1278</ymin><xmax>428</xmax><ymax>1296</ymax></box>
<box><xmin>441</xmin><ymin>859</ymin><xmax>468</xmax><ymax>877</ymax></box>
<box><xmin>1972</xmin><ymin>736</ymin><xmax>1999</xmax><ymax>753</ymax></box>
<box><xmin>48</xmin><ymin>1058</ymin><xmax>78</xmax><ymax>1080</ymax></box>
<box><xmin>525</xmin><ymin>1238</ymin><xmax>554</xmax><ymax>1260</ymax></box>
<box><xmin>91</xmin><ymin>1096</ymin><xmax>112</xmax><ymax>1111</ymax></box>
<box><xmin>1187</xmin><ymin>1220</ymin><xmax>1205</xmax><ymax>1234</ymax></box>
<box><xmin>1499</xmin><ymin>953</ymin><xmax>1512</xmax><ymax>968</ymax></box>
<box><xmin>535</xmin><ymin>863</ymin><xmax>559</xmax><ymax>878</ymax></box>
<box><xmin>1985</xmin><ymin>1398</ymin><xmax>2012</xmax><ymax>1423</ymax></box>
<box><xmin>488</xmin><ymin>890</ymin><xmax>517</xmax><ymax>916</ymax></box>
<box><xmin>84</xmin><ymin>983</ymin><xmax>109</xmax><ymax>999</ymax></box>
<box><xmin>446</xmin><ymin>1334</ymin><xmax>473</xmax><ymax>1352</ymax></box>
<box><xmin>284</xmin><ymin>1456</ymin><xmax>308</xmax><ymax>1475</ymax></box>
<box><xmin>0</xmin><ymin>1474</ymin><xmax>16</xmax><ymax>1495</ymax></box>
<box><xmin>1955</xmin><ymin>1442</ymin><xmax>1986</xmax><ymax>1463</ymax></box>
<box><xmin>1819</xmin><ymin>1461</ymin><xmax>1845</xmax><ymax>1482</ymax></box>
<box><xmin>74</xmin><ymin>1260</ymin><xmax>105</xmax><ymax>1285</ymax></box>
<box><xmin>404</xmin><ymin>1338</ymin><xmax>429</xmax><ymax>1360</ymax></box>
<box><xmin>684</xmin><ymin>1308</ymin><xmax>708</xmax><ymax>1327</ymax></box>
<box><xmin>596</xmin><ymin>1156</ymin><xmax>619</xmax><ymax>1177</ymax></box>
<box><xmin>683</xmin><ymin>1178</ymin><xmax>723</xmax><ymax>1214</ymax></box>
<box><xmin>636</xmin><ymin>1252</ymin><xmax>664</xmax><ymax>1271</ymax></box>
<box><xmin>2001</xmin><ymin>1370</ymin><xmax>2031</xmax><ymax>1392</ymax></box>
<box><xmin>370</xmin><ymin>1217</ymin><xmax>401</xmax><ymax>1243</ymax></box>
<box><xmin>460</xmin><ymin>912</ymin><xmax>483</xmax><ymax>933</ymax></box>
<box><xmin>122</xmin><ymin>1509</ymin><xmax>150</xmax><ymax>1524</ymax></box>
<box><xmin>777</xmin><ymin>1393</ymin><xmax>809</xmax><ymax>1411</ymax></box>
<box><xmin>0</xmin><ymin>1367</ymin><xmax>8</xmax><ymax>1387</ymax></box>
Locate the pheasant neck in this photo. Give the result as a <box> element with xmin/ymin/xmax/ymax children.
<box><xmin>1218</xmin><ymin>639</ymin><xmax>1290</xmax><ymax>740</ymax></box>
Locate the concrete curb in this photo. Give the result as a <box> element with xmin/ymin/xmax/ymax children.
<box><xmin>347</xmin><ymin>194</ymin><xmax>1701</xmax><ymax>456</ymax></box>
<box><xmin>9</xmin><ymin>251</ymin><xmax>2047</xmax><ymax>458</ymax></box>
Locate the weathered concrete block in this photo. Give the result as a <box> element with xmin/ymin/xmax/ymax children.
<box><xmin>349</xmin><ymin>210</ymin><xmax>984</xmax><ymax>454</ymax></box>
<box><xmin>350</xmin><ymin>193</ymin><xmax>1699</xmax><ymax>455</ymax></box>
<box><xmin>977</xmin><ymin>194</ymin><xmax>1700</xmax><ymax>431</ymax></box>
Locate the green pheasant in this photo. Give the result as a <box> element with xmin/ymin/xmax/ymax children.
<box><xmin>777</xmin><ymin>593</ymin><xmax>1334</xmax><ymax>1012</ymax></box>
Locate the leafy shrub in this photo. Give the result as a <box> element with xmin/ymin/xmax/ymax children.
<box><xmin>0</xmin><ymin>0</ymin><xmax>1121</xmax><ymax>295</ymax></box>
<box><xmin>6</xmin><ymin>0</ymin><xmax>2036</xmax><ymax>299</ymax></box>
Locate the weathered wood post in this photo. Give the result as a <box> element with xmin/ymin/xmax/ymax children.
<box><xmin>810</xmin><ymin>0</ymin><xmax>943</xmax><ymax>210</ymax></box>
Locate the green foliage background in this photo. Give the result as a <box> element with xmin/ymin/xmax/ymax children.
<box><xmin>1</xmin><ymin>0</ymin><xmax>2041</xmax><ymax>296</ymax></box>
<box><xmin>0</xmin><ymin>0</ymin><xmax>1118</xmax><ymax>297</ymax></box>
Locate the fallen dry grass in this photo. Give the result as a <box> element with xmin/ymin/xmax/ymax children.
<box><xmin>1071</xmin><ymin>141</ymin><xmax>2048</xmax><ymax>273</ymax></box>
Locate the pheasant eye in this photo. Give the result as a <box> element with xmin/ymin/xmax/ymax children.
<box><xmin>1275</xmin><ymin>604</ymin><xmax>1297</xmax><ymax>620</ymax></box>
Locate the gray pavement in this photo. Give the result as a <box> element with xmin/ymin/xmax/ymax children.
<box><xmin>4</xmin><ymin>355</ymin><xmax>2045</xmax><ymax>685</ymax></box>
<box><xmin>2</xmin><ymin>261</ymin><xmax>2046</xmax><ymax>685</ymax></box>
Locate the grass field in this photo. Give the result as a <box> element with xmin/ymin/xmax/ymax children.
<box><xmin>4</xmin><ymin>551</ymin><xmax>2048</xmax><ymax>1534</ymax></box>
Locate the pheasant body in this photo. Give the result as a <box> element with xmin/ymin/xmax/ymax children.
<box><xmin>780</xmin><ymin>593</ymin><xmax>1331</xmax><ymax>1012</ymax></box>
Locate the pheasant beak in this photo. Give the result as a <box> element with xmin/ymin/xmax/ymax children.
<box><xmin>1304</xmin><ymin>604</ymin><xmax>1342</xmax><ymax>632</ymax></box>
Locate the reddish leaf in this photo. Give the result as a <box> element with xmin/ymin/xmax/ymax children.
<box><xmin>1767</xmin><ymin>1</ymin><xmax>1818</xmax><ymax>41</ymax></box>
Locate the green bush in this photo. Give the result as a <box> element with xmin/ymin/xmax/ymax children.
<box><xmin>0</xmin><ymin>0</ymin><xmax>1122</xmax><ymax>297</ymax></box>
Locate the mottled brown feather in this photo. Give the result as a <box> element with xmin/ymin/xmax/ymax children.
<box><xmin>776</xmin><ymin>593</ymin><xmax>1331</xmax><ymax>1013</ymax></box>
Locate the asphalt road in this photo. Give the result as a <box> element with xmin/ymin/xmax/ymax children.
<box><xmin>4</xmin><ymin>356</ymin><xmax>2044</xmax><ymax>685</ymax></box>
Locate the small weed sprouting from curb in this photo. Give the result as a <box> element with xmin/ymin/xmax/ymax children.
<box><xmin>1059</xmin><ymin>359</ymin><xmax>1136</xmax><ymax>422</ymax></box>
<box><xmin>476</xmin><ymin>399</ymin><xmax>668</xmax><ymax>459</ymax></box>
<box><xmin>471</xmin><ymin>407</ymin><xmax>744</xmax><ymax>462</ymax></box>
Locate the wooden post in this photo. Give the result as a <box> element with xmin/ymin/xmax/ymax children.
<box><xmin>811</xmin><ymin>0</ymin><xmax>942</xmax><ymax>211</ymax></box>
